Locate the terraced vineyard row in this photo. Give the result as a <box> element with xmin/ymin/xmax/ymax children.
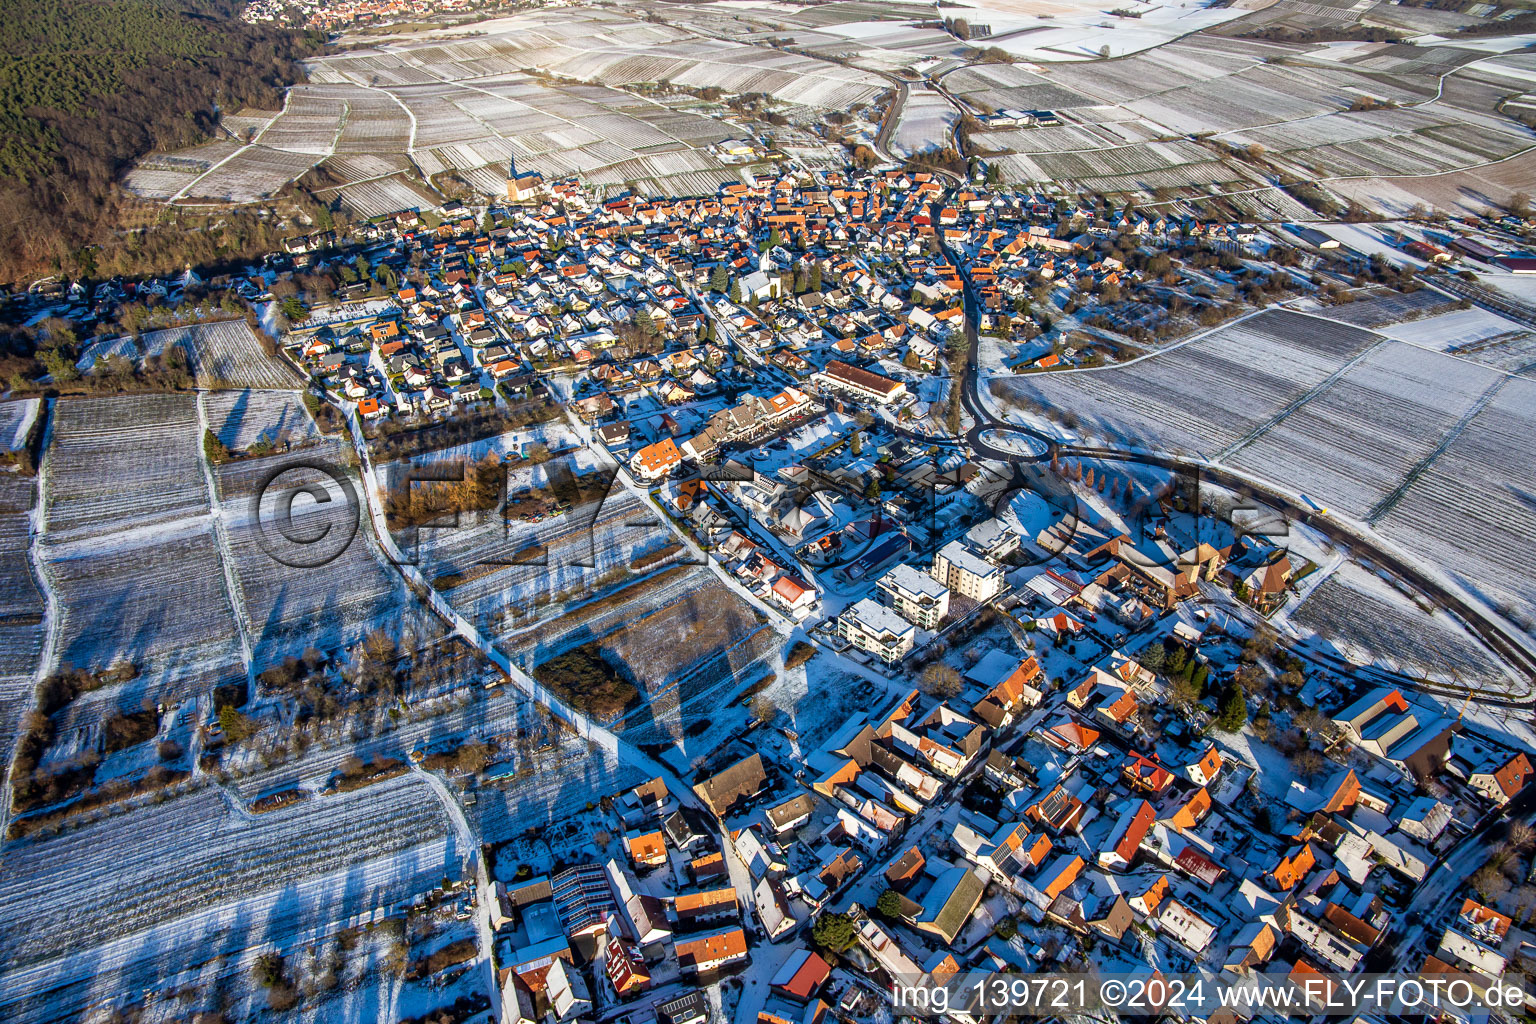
<box><xmin>139</xmin><ymin>321</ymin><xmax>297</xmax><ymax>391</ymax></box>
<box><xmin>215</xmin><ymin>454</ymin><xmax>439</xmax><ymax>666</ymax></box>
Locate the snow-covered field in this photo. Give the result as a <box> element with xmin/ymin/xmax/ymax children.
<box><xmin>953</xmin><ymin>0</ymin><xmax>1246</xmax><ymax>62</ymax></box>
<box><xmin>0</xmin><ymin>777</ymin><xmax>461</xmax><ymax>1024</ymax></box>
<box><xmin>44</xmin><ymin>394</ymin><xmax>209</xmax><ymax>541</ymax></box>
<box><xmin>997</xmin><ymin>310</ymin><xmax>1384</xmax><ymax>457</ymax></box>
<box><xmin>1291</xmin><ymin>562</ymin><xmax>1516</xmax><ymax>685</ymax></box>
<box><xmin>998</xmin><ymin>308</ymin><xmax>1536</xmax><ymax>636</ymax></box>
<box><xmin>37</xmin><ymin>395</ymin><xmax>246</xmax><ymax>732</ymax></box>
<box><xmin>1373</xmin><ymin>374</ymin><xmax>1536</xmax><ymax>636</ymax></box>
<box><xmin>204</xmin><ymin>389</ymin><xmax>323</xmax><ymax>452</ymax></box>
<box><xmin>0</xmin><ymin>473</ymin><xmax>43</xmax><ymax>679</ymax></box>
<box><xmin>215</xmin><ymin>449</ymin><xmax>441</xmax><ymax>669</ymax></box>
<box><xmin>889</xmin><ymin>87</ymin><xmax>957</xmax><ymax>158</ymax></box>
<box><xmin>1226</xmin><ymin>341</ymin><xmax>1502</xmax><ymax>519</ymax></box>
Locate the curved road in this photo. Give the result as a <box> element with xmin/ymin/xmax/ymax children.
<box><xmin>935</xmin><ymin>225</ymin><xmax>1536</xmax><ymax>697</ymax></box>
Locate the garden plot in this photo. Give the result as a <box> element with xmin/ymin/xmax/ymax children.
<box><xmin>223</xmin><ymin>675</ymin><xmax>527</xmax><ymax>801</ymax></box>
<box><xmin>469</xmin><ymin>731</ymin><xmax>648</xmax><ymax>843</ymax></box>
<box><xmin>214</xmin><ymin>453</ymin><xmax>438</xmax><ymax>664</ymax></box>
<box><xmin>44</xmin><ymin>394</ymin><xmax>207</xmax><ymax>541</ymax></box>
<box><xmin>601</xmin><ymin>577</ymin><xmax>770</xmax><ymax>705</ymax></box>
<box><xmin>1226</xmin><ymin>342</ymin><xmax>1502</xmax><ymax>519</ymax></box>
<box><xmin>204</xmin><ymin>389</ymin><xmax>322</xmax><ymax>452</ymax></box>
<box><xmin>752</xmin><ymin>654</ymin><xmax>896</xmax><ymax>765</ymax></box>
<box><xmin>890</xmin><ymin>87</ymin><xmax>958</xmax><ymax>158</ymax></box>
<box><xmin>139</xmin><ymin>319</ymin><xmax>297</xmax><ymax>390</ymax></box>
<box><xmin>1374</xmin><ymin>375</ymin><xmax>1536</xmax><ymax>633</ymax></box>
<box><xmin>1291</xmin><ymin>564</ymin><xmax>1514</xmax><ymax>684</ymax></box>
<box><xmin>997</xmin><ymin>310</ymin><xmax>1383</xmax><ymax>455</ymax></box>
<box><xmin>0</xmin><ymin>777</ymin><xmax>458</xmax><ymax>1024</ymax></box>
<box><xmin>40</xmin><ymin>523</ymin><xmax>244</xmax><ymax>735</ymax></box>
<box><xmin>613</xmin><ymin>617</ymin><xmax>780</xmax><ymax>754</ymax></box>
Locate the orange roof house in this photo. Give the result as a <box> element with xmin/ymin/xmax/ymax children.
<box><xmin>1168</xmin><ymin>787</ymin><xmax>1212</xmax><ymax>831</ymax></box>
<box><xmin>675</xmin><ymin>928</ymin><xmax>748</xmax><ymax>973</ymax></box>
<box><xmin>1459</xmin><ymin>898</ymin><xmax>1513</xmax><ymax>943</ymax></box>
<box><xmin>1040</xmin><ymin>854</ymin><xmax>1085</xmax><ymax>900</ymax></box>
<box><xmin>1187</xmin><ymin>744</ymin><xmax>1223</xmax><ymax>787</ymax></box>
<box><xmin>674</xmin><ymin>886</ymin><xmax>739</xmax><ymax>926</ymax></box>
<box><xmin>1321</xmin><ymin>767</ymin><xmax>1361</xmax><ymax>814</ymax></box>
<box><xmin>1123</xmin><ymin>752</ymin><xmax>1174</xmax><ymax>794</ymax></box>
<box><xmin>1129</xmin><ymin>874</ymin><xmax>1169</xmax><ymax>916</ymax></box>
<box><xmin>627</xmin><ymin>829</ymin><xmax>667</xmax><ymax>868</ymax></box>
<box><xmin>1028</xmin><ymin>784</ymin><xmax>1086</xmax><ymax>834</ymax></box>
<box><xmin>1101</xmin><ymin>799</ymin><xmax>1155</xmax><ymax>870</ymax></box>
<box><xmin>689</xmin><ymin>851</ymin><xmax>727</xmax><ymax>882</ymax></box>
<box><xmin>1042</xmin><ymin>719</ymin><xmax>1099</xmax><ymax>753</ymax></box>
<box><xmin>1472</xmin><ymin>752</ymin><xmax>1534</xmax><ymax>804</ymax></box>
<box><xmin>771</xmin><ymin>949</ymin><xmax>831</xmax><ymax>1002</ymax></box>
<box><xmin>630</xmin><ymin>438</ymin><xmax>682</xmax><ymax>481</ymax></box>
<box><xmin>1269</xmin><ymin>842</ymin><xmax>1316</xmax><ymax>892</ymax></box>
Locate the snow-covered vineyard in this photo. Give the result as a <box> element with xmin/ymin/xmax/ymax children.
<box><xmin>0</xmin><ymin>473</ymin><xmax>44</xmax><ymax>680</ymax></box>
<box><xmin>999</xmin><ymin>308</ymin><xmax>1536</xmax><ymax>639</ymax></box>
<box><xmin>216</xmin><ymin>452</ymin><xmax>442</xmax><ymax>669</ymax></box>
<box><xmin>1000</xmin><ymin>309</ymin><xmax>1385</xmax><ymax>456</ymax></box>
<box><xmin>13</xmin><ymin>0</ymin><xmax>1536</xmax><ymax>1014</ymax></box>
<box><xmin>138</xmin><ymin>320</ymin><xmax>300</xmax><ymax>391</ymax></box>
<box><xmin>42</xmin><ymin>394</ymin><xmax>209</xmax><ymax>540</ymax></box>
<box><xmin>1292</xmin><ymin>565</ymin><xmax>1515</xmax><ymax>683</ymax></box>
<box><xmin>0</xmin><ymin>778</ymin><xmax>461</xmax><ymax>1024</ymax></box>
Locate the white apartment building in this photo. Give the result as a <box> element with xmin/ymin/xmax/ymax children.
<box><xmin>932</xmin><ymin>539</ymin><xmax>1004</xmax><ymax>602</ymax></box>
<box><xmin>876</xmin><ymin>563</ymin><xmax>951</xmax><ymax>630</ymax></box>
<box><xmin>837</xmin><ymin>598</ymin><xmax>916</xmax><ymax>665</ymax></box>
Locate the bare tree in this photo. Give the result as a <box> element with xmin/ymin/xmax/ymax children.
<box><xmin>921</xmin><ymin>663</ymin><xmax>964</xmax><ymax>697</ymax></box>
<box><xmin>1473</xmin><ymin>863</ymin><xmax>1512</xmax><ymax>903</ymax></box>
